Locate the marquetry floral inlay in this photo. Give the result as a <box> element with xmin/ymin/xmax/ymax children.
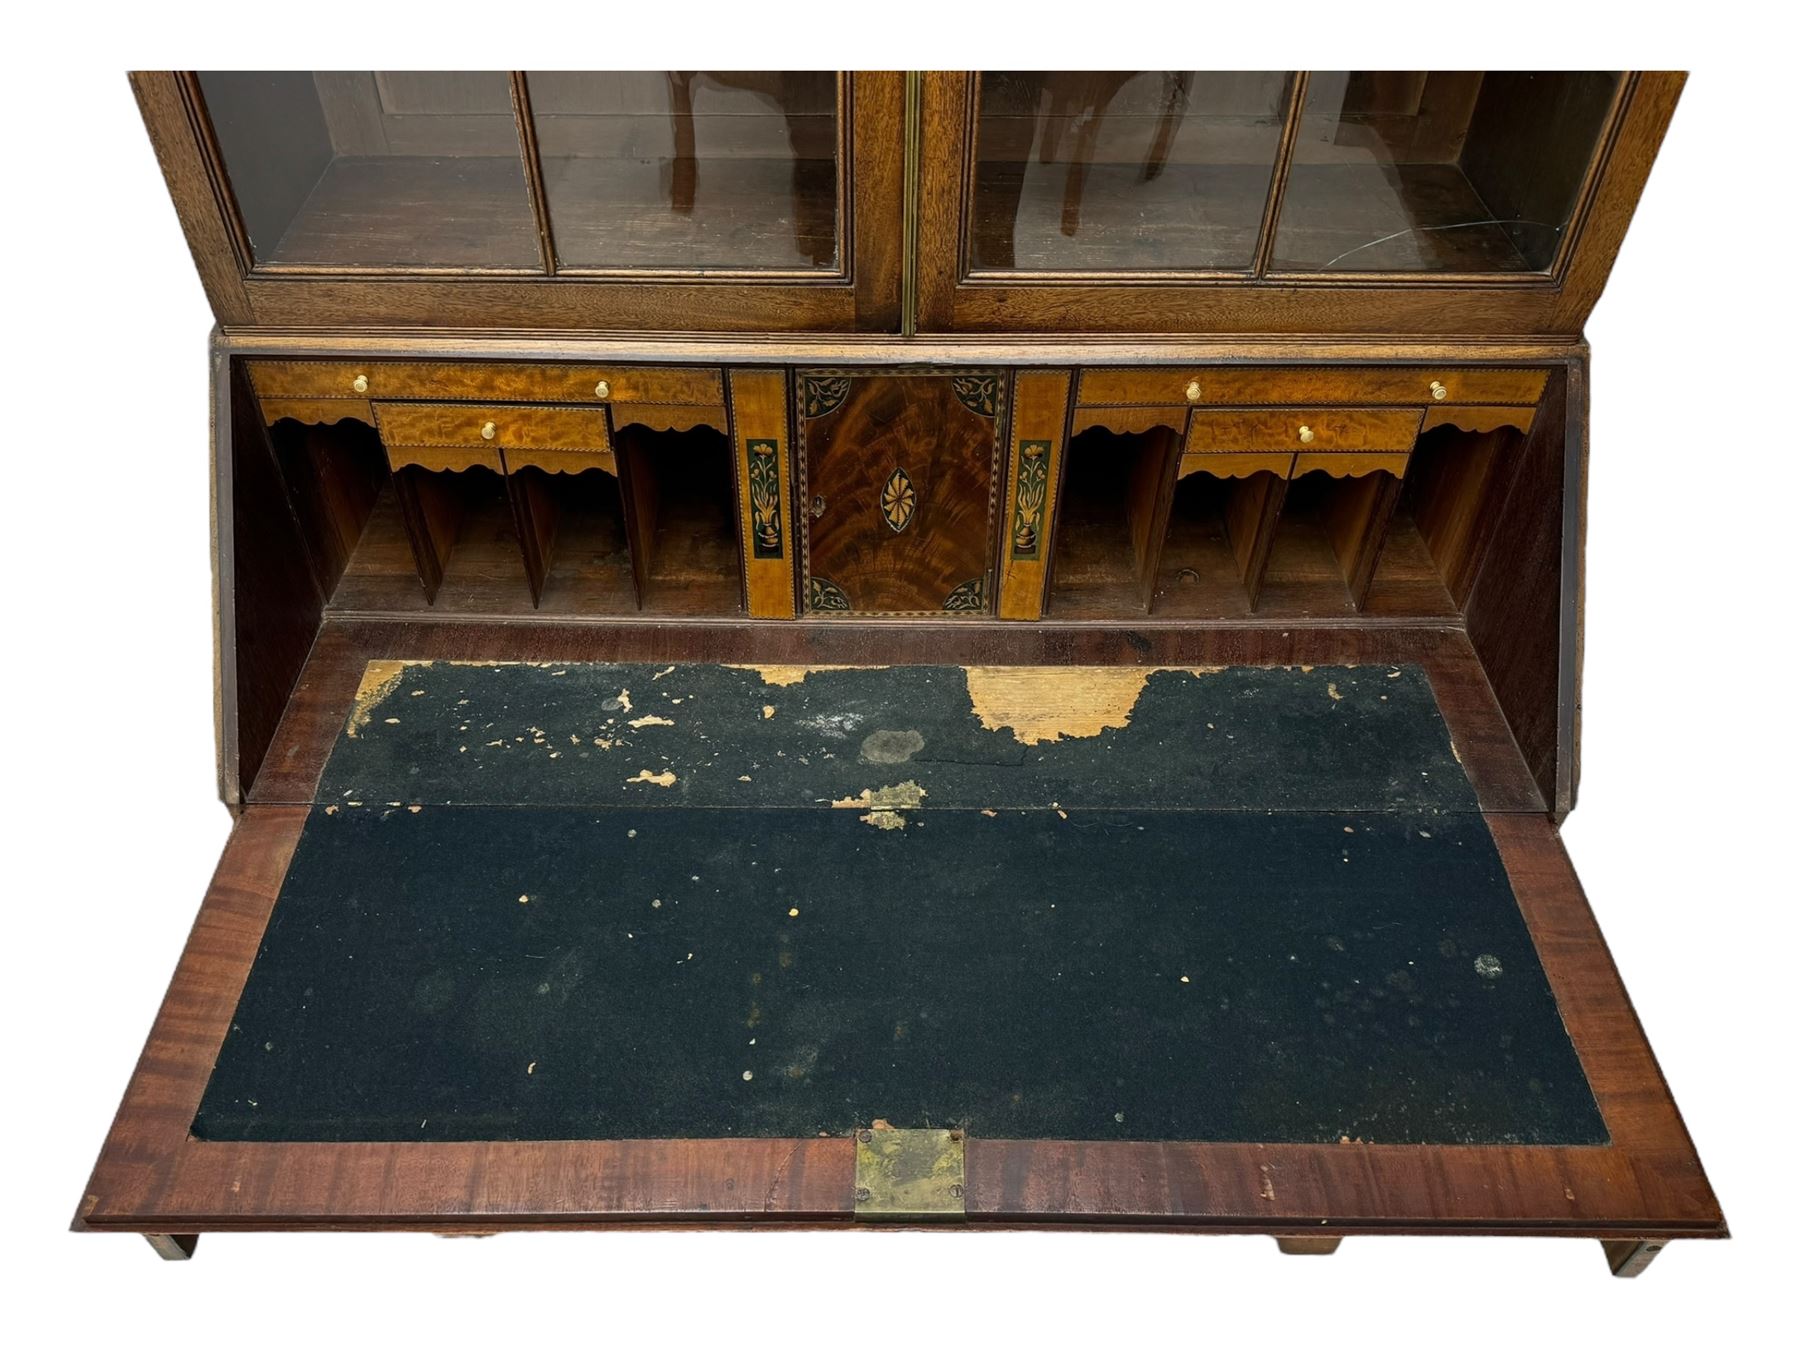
<box><xmin>1011</xmin><ymin>440</ymin><xmax>1050</xmax><ymax>559</ymax></box>
<box><xmin>951</xmin><ymin>374</ymin><xmax>1001</xmax><ymax>418</ymax></box>
<box><xmin>807</xmin><ymin>575</ymin><xmax>852</xmax><ymax>612</ymax></box>
<box><xmin>746</xmin><ymin>439</ymin><xmax>784</xmax><ymax>558</ymax></box>
<box><xmin>801</xmin><ymin>374</ymin><xmax>851</xmax><ymax>419</ymax></box>
<box><xmin>882</xmin><ymin>466</ymin><xmax>917</xmax><ymax>533</ymax></box>
<box><xmin>943</xmin><ymin>576</ymin><xmax>987</xmax><ymax>612</ymax></box>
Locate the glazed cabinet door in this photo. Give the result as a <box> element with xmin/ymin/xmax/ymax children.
<box><xmin>796</xmin><ymin>372</ymin><xmax>1006</xmax><ymax>616</ymax></box>
<box><xmin>150</xmin><ymin>71</ymin><xmax>904</xmax><ymax>330</ymax></box>
<box><xmin>915</xmin><ymin>71</ymin><xmax>1675</xmax><ymax>336</ymax></box>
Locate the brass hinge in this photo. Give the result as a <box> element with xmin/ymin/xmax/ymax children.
<box><xmin>853</xmin><ymin>1126</ymin><xmax>966</xmax><ymax>1221</ymax></box>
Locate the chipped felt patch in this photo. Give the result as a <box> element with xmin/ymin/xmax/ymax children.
<box><xmin>320</xmin><ymin>662</ymin><xmax>1475</xmax><ymax>813</ymax></box>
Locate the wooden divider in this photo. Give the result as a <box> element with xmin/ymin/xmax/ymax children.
<box><xmin>728</xmin><ymin>369</ymin><xmax>798</xmax><ymax>619</ymax></box>
<box><xmin>997</xmin><ymin>370</ymin><xmax>1072</xmax><ymax>620</ymax></box>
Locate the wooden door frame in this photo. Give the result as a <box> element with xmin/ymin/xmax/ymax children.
<box><xmin>914</xmin><ymin>71</ymin><xmax>1684</xmax><ymax>336</ymax></box>
<box><xmin>131</xmin><ymin>71</ymin><xmax>907</xmax><ymax>333</ymax></box>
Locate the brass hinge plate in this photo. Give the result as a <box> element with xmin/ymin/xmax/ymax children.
<box><xmin>853</xmin><ymin>1126</ymin><xmax>966</xmax><ymax>1221</ymax></box>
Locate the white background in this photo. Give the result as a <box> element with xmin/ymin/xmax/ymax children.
<box><xmin>4</xmin><ymin>9</ymin><xmax>1794</xmax><ymax>1346</ymax></box>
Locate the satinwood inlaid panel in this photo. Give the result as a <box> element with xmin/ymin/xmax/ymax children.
<box><xmin>796</xmin><ymin>372</ymin><xmax>1005</xmax><ymax>615</ymax></box>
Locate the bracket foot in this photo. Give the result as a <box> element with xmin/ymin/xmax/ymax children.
<box><xmin>1275</xmin><ymin>1236</ymin><xmax>1342</xmax><ymax>1256</ymax></box>
<box><xmin>1602</xmin><ymin>1239</ymin><xmax>1664</xmax><ymax>1278</ymax></box>
<box><xmin>144</xmin><ymin>1233</ymin><xmax>199</xmax><ymax>1261</ymax></box>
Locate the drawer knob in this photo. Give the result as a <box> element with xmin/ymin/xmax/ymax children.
<box><xmin>351</xmin><ymin>373</ymin><xmax>369</xmax><ymax>395</ymax></box>
<box><xmin>480</xmin><ymin>421</ymin><xmax>497</xmax><ymax>441</ymax></box>
<box><xmin>1429</xmin><ymin>380</ymin><xmax>1448</xmax><ymax>401</ymax></box>
<box><xmin>594</xmin><ymin>380</ymin><xmax>611</xmax><ymax>399</ymax></box>
<box><xmin>1297</xmin><ymin>425</ymin><xmax>1315</xmax><ymax>444</ymax></box>
<box><xmin>1184</xmin><ymin>380</ymin><xmax>1202</xmax><ymax>403</ymax></box>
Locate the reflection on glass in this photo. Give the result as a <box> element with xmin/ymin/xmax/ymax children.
<box><xmin>527</xmin><ymin>72</ymin><xmax>839</xmax><ymax>271</ymax></box>
<box><xmin>971</xmin><ymin>72</ymin><xmax>1292</xmax><ymax>272</ymax></box>
<box><xmin>1272</xmin><ymin>72</ymin><xmax>1621</xmax><ymax>273</ymax></box>
<box><xmin>196</xmin><ymin>72</ymin><xmax>541</xmax><ymax>269</ymax></box>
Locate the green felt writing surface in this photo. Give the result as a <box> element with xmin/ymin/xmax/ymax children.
<box><xmin>196</xmin><ymin>663</ymin><xmax>1599</xmax><ymax>1146</ymax></box>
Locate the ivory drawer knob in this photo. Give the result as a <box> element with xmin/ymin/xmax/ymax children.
<box><xmin>351</xmin><ymin>373</ymin><xmax>369</xmax><ymax>394</ymax></box>
<box><xmin>1184</xmin><ymin>380</ymin><xmax>1202</xmax><ymax>403</ymax></box>
<box><xmin>480</xmin><ymin>421</ymin><xmax>497</xmax><ymax>441</ymax></box>
<box><xmin>1429</xmin><ymin>380</ymin><xmax>1448</xmax><ymax>401</ymax></box>
<box><xmin>1297</xmin><ymin>425</ymin><xmax>1315</xmax><ymax>444</ymax></box>
<box><xmin>594</xmin><ymin>380</ymin><xmax>611</xmax><ymax>399</ymax></box>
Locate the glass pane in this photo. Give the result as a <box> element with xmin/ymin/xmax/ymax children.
<box><xmin>970</xmin><ymin>72</ymin><xmax>1292</xmax><ymax>272</ymax></box>
<box><xmin>196</xmin><ymin>72</ymin><xmax>540</xmax><ymax>270</ymax></box>
<box><xmin>527</xmin><ymin>72</ymin><xmax>840</xmax><ymax>271</ymax></box>
<box><xmin>1272</xmin><ymin>72</ymin><xmax>1621</xmax><ymax>273</ymax></box>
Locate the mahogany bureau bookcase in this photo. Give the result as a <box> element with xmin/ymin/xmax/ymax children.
<box><xmin>80</xmin><ymin>70</ymin><xmax>1721</xmax><ymax>1276</ymax></box>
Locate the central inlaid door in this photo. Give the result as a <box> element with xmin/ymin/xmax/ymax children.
<box><xmin>796</xmin><ymin>370</ymin><xmax>1006</xmax><ymax>615</ymax></box>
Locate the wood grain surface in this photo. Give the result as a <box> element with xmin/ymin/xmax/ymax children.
<box><xmin>798</xmin><ymin>372</ymin><xmax>1003</xmax><ymax>614</ymax></box>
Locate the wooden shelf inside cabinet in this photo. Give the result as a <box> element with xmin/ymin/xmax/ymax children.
<box><xmin>1045</xmin><ymin>422</ymin><xmax>1181</xmax><ymax>618</ymax></box>
<box><xmin>612</xmin><ymin>423</ymin><xmax>744</xmax><ymax>617</ymax></box>
<box><xmin>541</xmin><ymin>155</ymin><xmax>840</xmax><ymax>272</ymax></box>
<box><xmin>382</xmin><ymin>449</ymin><xmax>508</xmax><ymax>605</ymax></box>
<box><xmin>256</xmin><ymin>155</ymin><xmax>544</xmax><ymax>271</ymax></box>
<box><xmin>503</xmin><ymin>450</ymin><xmax>628</xmax><ymax>610</ymax></box>
<box><xmin>1050</xmin><ymin>375</ymin><xmax>1551</xmax><ymax>622</ymax></box>
<box><xmin>1160</xmin><ymin>465</ymin><xmax>1291</xmax><ymax>613</ymax></box>
<box><xmin>375</xmin><ymin>403</ymin><xmax>619</xmax><ymax>609</ymax></box>
<box><xmin>335</xmin><ymin>482</ymin><xmax>638</xmax><ymax>618</ymax></box>
<box><xmin>247</xmin><ymin>364</ymin><xmax>747</xmax><ymax>619</ymax></box>
<box><xmin>187</xmin><ymin>151</ymin><xmax>838</xmax><ymax>273</ymax></box>
<box><xmin>1272</xmin><ymin>163</ymin><xmax>1547</xmax><ymax>274</ymax></box>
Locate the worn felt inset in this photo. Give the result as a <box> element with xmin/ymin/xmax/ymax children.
<box><xmin>323</xmin><ymin>661</ymin><xmax>1477</xmax><ymax>811</ymax></box>
<box><xmin>196</xmin><ymin>662</ymin><xmax>1603</xmax><ymax>1145</ymax></box>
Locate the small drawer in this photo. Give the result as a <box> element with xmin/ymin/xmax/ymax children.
<box><xmin>375</xmin><ymin>403</ymin><xmax>611</xmax><ymax>453</ymax></box>
<box><xmin>1078</xmin><ymin>366</ymin><xmax>1549</xmax><ymax>408</ymax></box>
<box><xmin>249</xmin><ymin>361</ymin><xmax>383</xmax><ymax>401</ymax></box>
<box><xmin>248</xmin><ymin>360</ymin><xmax>724</xmax><ymax>407</ymax></box>
<box><xmin>1186</xmin><ymin>408</ymin><xmax>1423</xmax><ymax>455</ymax></box>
